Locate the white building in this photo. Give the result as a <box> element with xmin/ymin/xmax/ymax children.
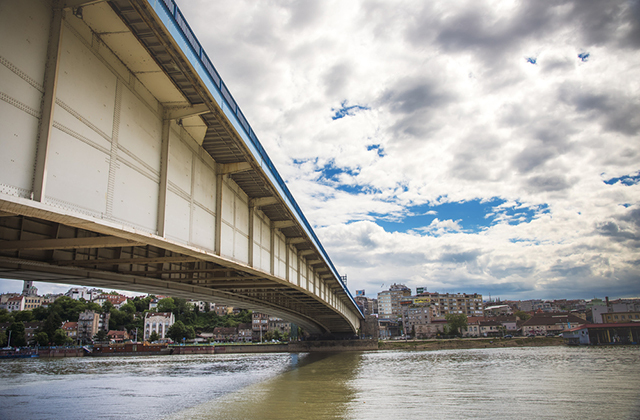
<box><xmin>65</xmin><ymin>287</ymin><xmax>100</xmax><ymax>301</ymax></box>
<box><xmin>6</xmin><ymin>295</ymin><xmax>25</xmax><ymax>312</ymax></box>
<box><xmin>144</xmin><ymin>312</ymin><xmax>175</xmax><ymax>341</ymax></box>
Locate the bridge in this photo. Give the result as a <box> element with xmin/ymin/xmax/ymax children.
<box><xmin>0</xmin><ymin>0</ymin><xmax>363</xmax><ymax>335</ymax></box>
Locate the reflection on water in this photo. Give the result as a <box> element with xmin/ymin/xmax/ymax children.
<box><xmin>0</xmin><ymin>353</ymin><xmax>302</xmax><ymax>420</ymax></box>
<box><xmin>1</xmin><ymin>346</ymin><xmax>639</xmax><ymax>420</ymax></box>
<box><xmin>164</xmin><ymin>352</ymin><xmax>360</xmax><ymax>420</ymax></box>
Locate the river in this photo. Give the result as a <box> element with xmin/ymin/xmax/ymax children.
<box><xmin>1</xmin><ymin>346</ymin><xmax>639</xmax><ymax>419</ymax></box>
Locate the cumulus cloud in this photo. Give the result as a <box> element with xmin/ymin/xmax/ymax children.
<box><xmin>173</xmin><ymin>0</ymin><xmax>640</xmax><ymax>300</ymax></box>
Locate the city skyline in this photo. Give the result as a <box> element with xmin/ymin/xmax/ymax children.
<box><xmin>0</xmin><ymin>277</ymin><xmax>636</xmax><ymax>302</ymax></box>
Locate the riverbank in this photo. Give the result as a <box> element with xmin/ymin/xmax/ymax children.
<box><xmin>378</xmin><ymin>336</ymin><xmax>564</xmax><ymax>351</ymax></box>
<box><xmin>1</xmin><ymin>337</ymin><xmax>564</xmax><ymax>358</ymax></box>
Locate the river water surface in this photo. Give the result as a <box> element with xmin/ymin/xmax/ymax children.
<box><xmin>1</xmin><ymin>346</ymin><xmax>639</xmax><ymax>419</ymax></box>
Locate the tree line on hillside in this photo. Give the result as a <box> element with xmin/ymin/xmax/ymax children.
<box><xmin>0</xmin><ymin>295</ymin><xmax>251</xmax><ymax>347</ymax></box>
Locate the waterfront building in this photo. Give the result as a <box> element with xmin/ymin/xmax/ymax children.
<box><xmin>107</xmin><ymin>330</ymin><xmax>129</xmax><ymax>343</ymax></box>
<box><xmin>378</xmin><ymin>318</ymin><xmax>401</xmax><ymax>339</ymax></box>
<box><xmin>213</xmin><ymin>327</ymin><xmax>238</xmax><ymax>342</ymax></box>
<box><xmin>24</xmin><ymin>322</ymin><xmax>44</xmax><ymax>345</ymax></box>
<box><xmin>404</xmin><ymin>300</ymin><xmax>438</xmax><ymax>338</ymax></box>
<box><xmin>563</xmin><ymin>323</ymin><xmax>640</xmax><ymax>345</ymax></box>
<box><xmin>377</xmin><ymin>284</ymin><xmax>411</xmax><ymax>320</ymax></box>
<box><xmin>268</xmin><ymin>317</ymin><xmax>291</xmax><ymax>336</ymax></box>
<box><xmin>77</xmin><ymin>310</ymin><xmax>100</xmax><ymax>344</ymax></box>
<box><xmin>252</xmin><ymin>312</ymin><xmax>269</xmax><ymax>341</ymax></box>
<box><xmin>521</xmin><ymin>313</ymin><xmax>586</xmax><ymax>336</ymax></box>
<box><xmin>601</xmin><ymin>312</ymin><xmax>640</xmax><ymax>323</ymax></box>
<box><xmin>62</xmin><ymin>321</ymin><xmax>78</xmax><ymax>341</ymax></box>
<box><xmin>143</xmin><ymin>312</ymin><xmax>174</xmax><ymax>341</ymax></box>
<box><xmin>238</xmin><ymin>323</ymin><xmax>252</xmax><ymax>342</ymax></box>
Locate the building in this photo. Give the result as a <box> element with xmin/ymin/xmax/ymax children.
<box><xmin>62</xmin><ymin>321</ymin><xmax>78</xmax><ymax>341</ymax></box>
<box><xmin>6</xmin><ymin>296</ymin><xmax>25</xmax><ymax>312</ymax></box>
<box><xmin>601</xmin><ymin>312</ymin><xmax>640</xmax><ymax>323</ymax></box>
<box><xmin>418</xmin><ymin>292</ymin><xmax>484</xmax><ymax>317</ymax></box>
<box><xmin>143</xmin><ymin>312</ymin><xmax>175</xmax><ymax>341</ymax></box>
<box><xmin>77</xmin><ymin>310</ymin><xmax>100</xmax><ymax>344</ymax></box>
<box><xmin>187</xmin><ymin>300</ymin><xmax>210</xmax><ymax>312</ymax></box>
<box><xmin>238</xmin><ymin>323</ymin><xmax>253</xmax><ymax>342</ymax></box>
<box><xmin>252</xmin><ymin>312</ymin><xmax>269</xmax><ymax>341</ymax></box>
<box><xmin>377</xmin><ymin>284</ymin><xmax>411</xmax><ymax>320</ymax></box>
<box><xmin>378</xmin><ymin>319</ymin><xmax>401</xmax><ymax>339</ymax></box>
<box><xmin>563</xmin><ymin>323</ymin><xmax>640</xmax><ymax>345</ymax></box>
<box><xmin>484</xmin><ymin>304</ymin><xmax>512</xmax><ymax>316</ymax></box>
<box><xmin>354</xmin><ymin>295</ymin><xmax>376</xmax><ymax>316</ymax></box>
<box><xmin>213</xmin><ymin>327</ymin><xmax>238</xmax><ymax>342</ymax></box>
<box><xmin>22</xmin><ymin>280</ymin><xmax>38</xmax><ymax>297</ymax></box>
<box><xmin>107</xmin><ymin>330</ymin><xmax>129</xmax><ymax>343</ymax></box>
<box><xmin>23</xmin><ymin>296</ymin><xmax>44</xmax><ymax>311</ymax></box>
<box><xmin>268</xmin><ymin>317</ymin><xmax>291</xmax><ymax>336</ymax></box>
<box><xmin>93</xmin><ymin>294</ymin><xmax>128</xmax><ymax>309</ymax></box>
<box><xmin>0</xmin><ymin>293</ymin><xmax>21</xmax><ymax>310</ymax></box>
<box><xmin>521</xmin><ymin>313</ymin><xmax>586</xmax><ymax>336</ymax></box>
<box><xmin>65</xmin><ymin>287</ymin><xmax>100</xmax><ymax>301</ymax></box>
<box><xmin>77</xmin><ymin>310</ymin><xmax>110</xmax><ymax>343</ymax></box>
<box><xmin>404</xmin><ymin>300</ymin><xmax>437</xmax><ymax>338</ymax></box>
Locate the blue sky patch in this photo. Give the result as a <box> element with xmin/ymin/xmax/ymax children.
<box><xmin>367</xmin><ymin>144</ymin><xmax>385</xmax><ymax>157</ymax></box>
<box><xmin>526</xmin><ymin>57</ymin><xmax>537</xmax><ymax>65</ymax></box>
<box><xmin>377</xmin><ymin>198</ymin><xmax>550</xmax><ymax>234</ymax></box>
<box><xmin>604</xmin><ymin>172</ymin><xmax>640</xmax><ymax>186</ymax></box>
<box><xmin>578</xmin><ymin>52</ymin><xmax>590</xmax><ymax>62</ymax></box>
<box><xmin>332</xmin><ymin>101</ymin><xmax>370</xmax><ymax>120</ymax></box>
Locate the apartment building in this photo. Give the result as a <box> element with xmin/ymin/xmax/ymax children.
<box><xmin>417</xmin><ymin>292</ymin><xmax>484</xmax><ymax>316</ymax></box>
<box><xmin>377</xmin><ymin>284</ymin><xmax>411</xmax><ymax>320</ymax></box>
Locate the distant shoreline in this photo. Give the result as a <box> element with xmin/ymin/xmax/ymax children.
<box><xmin>378</xmin><ymin>336</ymin><xmax>565</xmax><ymax>351</ymax></box>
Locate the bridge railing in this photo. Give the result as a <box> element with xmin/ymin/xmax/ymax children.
<box><xmin>148</xmin><ymin>0</ymin><xmax>361</xmax><ymax>314</ymax></box>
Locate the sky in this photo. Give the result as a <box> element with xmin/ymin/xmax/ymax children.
<box><xmin>2</xmin><ymin>0</ymin><xmax>639</xmax><ymax>301</ymax></box>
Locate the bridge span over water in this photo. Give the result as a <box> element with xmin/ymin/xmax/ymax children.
<box><xmin>0</xmin><ymin>0</ymin><xmax>363</xmax><ymax>335</ymax></box>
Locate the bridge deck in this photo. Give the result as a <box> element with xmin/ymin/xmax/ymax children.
<box><xmin>0</xmin><ymin>0</ymin><xmax>363</xmax><ymax>334</ymax></box>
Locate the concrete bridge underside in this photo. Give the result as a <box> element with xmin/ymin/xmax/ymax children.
<box><xmin>0</xmin><ymin>0</ymin><xmax>363</xmax><ymax>335</ymax></box>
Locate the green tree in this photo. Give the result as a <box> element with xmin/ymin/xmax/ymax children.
<box><xmin>0</xmin><ymin>329</ymin><xmax>7</xmax><ymax>347</ymax></box>
<box><xmin>41</xmin><ymin>312</ymin><xmax>63</xmax><ymax>343</ymax></box>
<box><xmin>148</xmin><ymin>331</ymin><xmax>160</xmax><ymax>342</ymax></box>
<box><xmin>515</xmin><ymin>310</ymin><xmax>531</xmax><ymax>321</ymax></box>
<box><xmin>102</xmin><ymin>300</ymin><xmax>114</xmax><ymax>314</ymax></box>
<box><xmin>132</xmin><ymin>296</ymin><xmax>152</xmax><ymax>312</ymax></box>
<box><xmin>445</xmin><ymin>313</ymin><xmax>468</xmax><ymax>336</ymax></box>
<box><xmin>157</xmin><ymin>297</ymin><xmax>175</xmax><ymax>313</ymax></box>
<box><xmin>167</xmin><ymin>321</ymin><xmax>195</xmax><ymax>342</ymax></box>
<box><xmin>9</xmin><ymin>321</ymin><xmax>27</xmax><ymax>347</ymax></box>
<box><xmin>13</xmin><ymin>310</ymin><xmax>34</xmax><ymax>323</ymax></box>
<box><xmin>172</xmin><ymin>297</ymin><xmax>188</xmax><ymax>316</ymax></box>
<box><xmin>93</xmin><ymin>330</ymin><xmax>109</xmax><ymax>343</ymax></box>
<box><xmin>120</xmin><ymin>301</ymin><xmax>136</xmax><ymax>314</ymax></box>
<box><xmin>53</xmin><ymin>329</ymin><xmax>72</xmax><ymax>346</ymax></box>
<box><xmin>32</xmin><ymin>306</ymin><xmax>49</xmax><ymax>321</ymax></box>
<box><xmin>109</xmin><ymin>308</ymin><xmax>134</xmax><ymax>331</ymax></box>
<box><xmin>0</xmin><ymin>308</ymin><xmax>12</xmax><ymax>323</ymax></box>
<box><xmin>35</xmin><ymin>332</ymin><xmax>50</xmax><ymax>346</ymax></box>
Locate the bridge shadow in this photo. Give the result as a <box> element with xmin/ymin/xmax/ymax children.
<box><xmin>164</xmin><ymin>351</ymin><xmax>363</xmax><ymax>420</ymax></box>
